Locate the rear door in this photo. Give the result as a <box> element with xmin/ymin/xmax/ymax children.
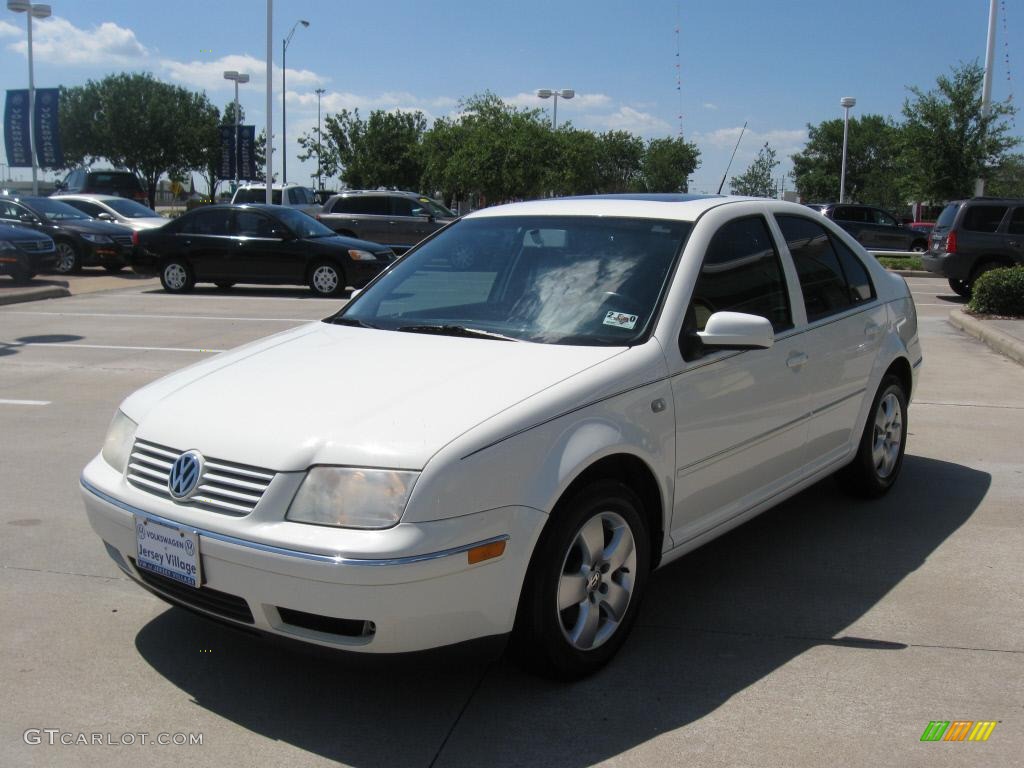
<box><xmin>775</xmin><ymin>214</ymin><xmax>886</xmax><ymax>470</ymax></box>
<box><xmin>866</xmin><ymin>208</ymin><xmax>909</xmax><ymax>250</ymax></box>
<box><xmin>176</xmin><ymin>208</ymin><xmax>234</xmax><ymax>280</ymax></box>
<box><xmin>388</xmin><ymin>196</ymin><xmax>436</xmax><ymax>249</ymax></box>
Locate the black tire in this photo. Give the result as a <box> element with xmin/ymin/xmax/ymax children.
<box><xmin>10</xmin><ymin>266</ymin><xmax>33</xmax><ymax>285</ymax></box>
<box><xmin>53</xmin><ymin>240</ymin><xmax>81</xmax><ymax>274</ymax></box>
<box><xmin>159</xmin><ymin>258</ymin><xmax>195</xmax><ymax>293</ymax></box>
<box><xmin>215</xmin><ymin>281</ymin><xmax>236</xmax><ymax>290</ymax></box>
<box><xmin>104</xmin><ymin>264</ymin><xmax>125</xmax><ymax>273</ymax></box>
<box><xmin>910</xmin><ymin>240</ymin><xmax>927</xmax><ymax>253</ymax></box>
<box><xmin>510</xmin><ymin>480</ymin><xmax>650</xmax><ymax>680</ymax></box>
<box><xmin>948</xmin><ymin>278</ymin><xmax>971</xmax><ymax>298</ymax></box>
<box><xmin>837</xmin><ymin>374</ymin><xmax>908</xmax><ymax>498</ymax></box>
<box><xmin>308</xmin><ymin>260</ymin><xmax>346</xmax><ymax>297</ymax></box>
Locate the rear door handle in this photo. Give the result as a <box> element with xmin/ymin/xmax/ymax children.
<box><xmin>787</xmin><ymin>352</ymin><xmax>808</xmax><ymax>370</ymax></box>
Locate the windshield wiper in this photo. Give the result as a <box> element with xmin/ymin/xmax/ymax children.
<box><xmin>327</xmin><ymin>317</ymin><xmax>378</xmax><ymax>329</ymax></box>
<box><xmin>396</xmin><ymin>324</ymin><xmax>519</xmax><ymax>342</ymax></box>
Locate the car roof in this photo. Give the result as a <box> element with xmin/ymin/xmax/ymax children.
<box><xmin>464</xmin><ymin>193</ymin><xmax>782</xmax><ymax>222</ymax></box>
<box><xmin>53</xmin><ymin>193</ymin><xmax>129</xmax><ymax>203</ymax></box>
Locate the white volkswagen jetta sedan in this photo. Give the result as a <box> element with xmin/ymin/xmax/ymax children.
<box><xmin>81</xmin><ymin>195</ymin><xmax>921</xmax><ymax>679</ymax></box>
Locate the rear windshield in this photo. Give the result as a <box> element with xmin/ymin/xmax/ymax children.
<box><xmin>105</xmin><ymin>198</ymin><xmax>158</xmax><ymax>218</ymax></box>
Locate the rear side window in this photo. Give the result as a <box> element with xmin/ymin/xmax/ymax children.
<box><xmin>391</xmin><ymin>197</ymin><xmax>416</xmax><ymax>216</ymax></box>
<box><xmin>1007</xmin><ymin>208</ymin><xmax>1024</xmax><ymax>236</ymax></box>
<box><xmin>776</xmin><ymin>215</ymin><xmax>874</xmax><ymax>321</ymax></box>
<box><xmin>962</xmin><ymin>205</ymin><xmax>1008</xmax><ymax>233</ymax></box>
<box><xmin>688</xmin><ymin>215</ymin><xmax>792</xmax><ymax>334</ymax></box>
<box><xmin>180</xmin><ymin>209</ymin><xmax>231</xmax><ymax>235</ymax></box>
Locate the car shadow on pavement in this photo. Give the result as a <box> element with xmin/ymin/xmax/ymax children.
<box><xmin>0</xmin><ymin>334</ymin><xmax>82</xmax><ymax>357</ymax></box>
<box><xmin>134</xmin><ymin>454</ymin><xmax>988</xmax><ymax>767</ymax></box>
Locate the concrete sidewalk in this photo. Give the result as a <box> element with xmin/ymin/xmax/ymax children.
<box><xmin>949</xmin><ymin>309</ymin><xmax>1024</xmax><ymax>367</ymax></box>
<box><xmin>0</xmin><ymin>271</ymin><xmax>158</xmax><ymax>306</ymax></box>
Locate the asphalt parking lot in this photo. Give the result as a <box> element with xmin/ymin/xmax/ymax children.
<box><xmin>1</xmin><ymin>275</ymin><xmax>1021</xmax><ymax>767</ymax></box>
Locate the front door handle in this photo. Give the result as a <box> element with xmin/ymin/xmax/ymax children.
<box><xmin>787</xmin><ymin>352</ymin><xmax>808</xmax><ymax>370</ymax></box>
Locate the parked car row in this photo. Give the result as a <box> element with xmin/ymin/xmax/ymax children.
<box><xmin>806</xmin><ymin>203</ymin><xmax>930</xmax><ymax>252</ymax></box>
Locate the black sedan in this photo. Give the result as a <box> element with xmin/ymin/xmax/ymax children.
<box><xmin>0</xmin><ymin>195</ymin><xmax>135</xmax><ymax>273</ymax></box>
<box><xmin>0</xmin><ymin>223</ymin><xmax>57</xmax><ymax>283</ymax></box>
<box><xmin>132</xmin><ymin>204</ymin><xmax>396</xmax><ymax>296</ymax></box>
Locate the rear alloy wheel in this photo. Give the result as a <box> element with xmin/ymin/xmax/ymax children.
<box><xmin>948</xmin><ymin>278</ymin><xmax>971</xmax><ymax>298</ymax></box>
<box><xmin>159</xmin><ymin>259</ymin><xmax>195</xmax><ymax>293</ymax></box>
<box><xmin>511</xmin><ymin>480</ymin><xmax>650</xmax><ymax>680</ymax></box>
<box><xmin>54</xmin><ymin>241</ymin><xmax>81</xmax><ymax>274</ymax></box>
<box><xmin>838</xmin><ymin>374</ymin><xmax>908</xmax><ymax>497</ymax></box>
<box><xmin>309</xmin><ymin>261</ymin><xmax>346</xmax><ymax>297</ymax></box>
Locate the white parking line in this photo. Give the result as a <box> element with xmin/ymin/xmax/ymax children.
<box><xmin>0</xmin><ymin>399</ymin><xmax>50</xmax><ymax>406</ymax></box>
<box><xmin>6</xmin><ymin>311</ymin><xmax>312</xmax><ymax>323</ymax></box>
<box><xmin>10</xmin><ymin>342</ymin><xmax>223</xmax><ymax>353</ymax></box>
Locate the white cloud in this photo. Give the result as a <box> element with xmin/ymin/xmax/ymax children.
<box><xmin>695</xmin><ymin>126</ymin><xmax>807</xmax><ymax>156</ymax></box>
<box><xmin>4</xmin><ymin>17</ymin><xmax>148</xmax><ymax>65</ymax></box>
<box><xmin>703</xmin><ymin>102</ymin><xmax>719</xmax><ymax>111</ymax></box>
<box><xmin>586</xmin><ymin>106</ymin><xmax>673</xmax><ymax>135</ymax></box>
<box><xmin>159</xmin><ymin>54</ymin><xmax>324</xmax><ymax>96</ymax></box>
<box><xmin>0</xmin><ymin>20</ymin><xmax>19</xmax><ymax>38</ymax></box>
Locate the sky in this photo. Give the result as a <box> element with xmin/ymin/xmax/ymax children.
<box><xmin>0</xmin><ymin>0</ymin><xmax>1020</xmax><ymax>196</ymax></box>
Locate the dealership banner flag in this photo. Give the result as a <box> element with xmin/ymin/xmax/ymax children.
<box><xmin>218</xmin><ymin>125</ymin><xmax>235</xmax><ymax>179</ymax></box>
<box><xmin>4</xmin><ymin>89</ymin><xmax>31</xmax><ymax>168</ymax></box>
<box><xmin>33</xmin><ymin>88</ymin><xmax>63</xmax><ymax>168</ymax></box>
<box><xmin>238</xmin><ymin>125</ymin><xmax>256</xmax><ymax>180</ymax></box>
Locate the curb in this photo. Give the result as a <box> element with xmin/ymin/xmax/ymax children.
<box><xmin>948</xmin><ymin>310</ymin><xmax>1024</xmax><ymax>367</ymax></box>
<box><xmin>888</xmin><ymin>270</ymin><xmax>935</xmax><ymax>278</ymax></box>
<box><xmin>0</xmin><ymin>284</ymin><xmax>70</xmax><ymax>306</ymax></box>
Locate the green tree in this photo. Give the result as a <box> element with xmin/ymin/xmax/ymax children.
<box><xmin>900</xmin><ymin>61</ymin><xmax>1019</xmax><ymax>201</ymax></box>
<box><xmin>642</xmin><ymin>136</ymin><xmax>701</xmax><ymax>192</ymax></box>
<box><xmin>594</xmin><ymin>131</ymin><xmax>645</xmax><ymax>193</ymax></box>
<box><xmin>60</xmin><ymin>73</ymin><xmax>218</xmax><ymax>208</ymax></box>
<box><xmin>986</xmin><ymin>154</ymin><xmax>1024</xmax><ymax>197</ymax></box>
<box><xmin>730</xmin><ymin>142</ymin><xmax>779</xmax><ymax>198</ymax></box>
<box><xmin>546</xmin><ymin>128</ymin><xmax>603</xmax><ymax>196</ymax></box>
<box><xmin>299</xmin><ymin>108</ymin><xmax>427</xmax><ymax>190</ymax></box>
<box><xmin>790</xmin><ymin>115</ymin><xmax>904</xmax><ymax>207</ymax></box>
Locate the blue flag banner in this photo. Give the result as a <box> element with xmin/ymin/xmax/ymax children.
<box><xmin>238</xmin><ymin>125</ymin><xmax>256</xmax><ymax>180</ymax></box>
<box><xmin>4</xmin><ymin>89</ymin><xmax>31</xmax><ymax>168</ymax></box>
<box><xmin>33</xmin><ymin>88</ymin><xmax>63</xmax><ymax>168</ymax></box>
<box><xmin>218</xmin><ymin>125</ymin><xmax>235</xmax><ymax>179</ymax></box>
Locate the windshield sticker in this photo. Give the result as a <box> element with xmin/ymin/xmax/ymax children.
<box><xmin>603</xmin><ymin>311</ymin><xmax>639</xmax><ymax>330</ymax></box>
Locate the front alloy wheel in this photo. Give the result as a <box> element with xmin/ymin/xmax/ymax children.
<box><xmin>511</xmin><ymin>480</ymin><xmax>650</xmax><ymax>679</ymax></box>
<box><xmin>54</xmin><ymin>241</ymin><xmax>80</xmax><ymax>274</ymax></box>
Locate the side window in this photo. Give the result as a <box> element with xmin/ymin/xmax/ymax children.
<box><xmin>234</xmin><ymin>211</ymin><xmax>280</xmax><ymax>238</ymax></box>
<box><xmin>0</xmin><ymin>200</ymin><xmax>22</xmax><ymax>220</ymax></box>
<box><xmin>872</xmin><ymin>209</ymin><xmax>897</xmax><ymax>227</ymax></box>
<box><xmin>777</xmin><ymin>215</ymin><xmax>875</xmax><ymax>320</ymax></box>
<box><xmin>390</xmin><ymin>197</ymin><xmax>416</xmax><ymax>217</ymax></box>
<box><xmin>67</xmin><ymin>200</ymin><xmax>104</xmax><ymax>218</ymax></box>
<box><xmin>833</xmin><ymin>206</ymin><xmax>863</xmax><ymax>223</ymax></box>
<box><xmin>334</xmin><ymin>197</ymin><xmax>381</xmax><ymax>215</ymax></box>
<box><xmin>687</xmin><ymin>215</ymin><xmax>792</xmax><ymax>336</ymax></box>
<box><xmin>1009</xmin><ymin>208</ymin><xmax>1024</xmax><ymax>236</ymax></box>
<box><xmin>962</xmin><ymin>205</ymin><xmax>1008</xmax><ymax>233</ymax></box>
<box><xmin>180</xmin><ymin>209</ymin><xmax>231</xmax><ymax>236</ymax></box>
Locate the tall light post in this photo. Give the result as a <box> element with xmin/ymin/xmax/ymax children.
<box><xmin>535</xmin><ymin>88</ymin><xmax>575</xmax><ymax>129</ymax></box>
<box><xmin>839</xmin><ymin>96</ymin><xmax>856</xmax><ymax>204</ymax></box>
<box><xmin>281</xmin><ymin>18</ymin><xmax>309</xmax><ymax>185</ymax></box>
<box><xmin>315</xmin><ymin>87</ymin><xmax>326</xmax><ymax>192</ymax></box>
<box><xmin>7</xmin><ymin>1</ymin><xmax>52</xmax><ymax>196</ymax></box>
<box><xmin>223</xmin><ymin>71</ymin><xmax>249</xmax><ymax>187</ymax></box>
<box><xmin>976</xmin><ymin>0</ymin><xmax>998</xmax><ymax>196</ymax></box>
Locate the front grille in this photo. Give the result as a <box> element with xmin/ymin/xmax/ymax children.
<box><xmin>126</xmin><ymin>439</ymin><xmax>275</xmax><ymax>516</ymax></box>
<box><xmin>14</xmin><ymin>239</ymin><xmax>55</xmax><ymax>252</ymax></box>
<box><xmin>131</xmin><ymin>558</ymin><xmax>254</xmax><ymax>624</ymax></box>
<box><xmin>111</xmin><ymin>234</ymin><xmax>133</xmax><ymax>248</ymax></box>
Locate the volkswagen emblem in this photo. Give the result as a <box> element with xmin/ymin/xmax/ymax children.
<box><xmin>168</xmin><ymin>451</ymin><xmax>203</xmax><ymax>499</ymax></box>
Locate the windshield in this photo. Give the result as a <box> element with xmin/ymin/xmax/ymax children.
<box><xmin>105</xmin><ymin>198</ymin><xmax>158</xmax><ymax>218</ymax></box>
<box><xmin>275</xmin><ymin>207</ymin><xmax>338</xmax><ymax>238</ymax></box>
<box><xmin>335</xmin><ymin>215</ymin><xmax>691</xmax><ymax>346</ymax></box>
<box><xmin>27</xmin><ymin>198</ymin><xmax>90</xmax><ymax>221</ymax></box>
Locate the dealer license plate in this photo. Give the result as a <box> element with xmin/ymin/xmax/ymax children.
<box><xmin>134</xmin><ymin>516</ymin><xmax>201</xmax><ymax>589</ymax></box>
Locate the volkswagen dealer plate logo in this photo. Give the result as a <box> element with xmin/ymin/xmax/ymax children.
<box><xmin>168</xmin><ymin>451</ymin><xmax>203</xmax><ymax>499</ymax></box>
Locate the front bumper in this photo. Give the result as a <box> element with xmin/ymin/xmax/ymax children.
<box><xmin>81</xmin><ymin>240</ymin><xmax>131</xmax><ymax>268</ymax></box>
<box><xmin>80</xmin><ymin>455</ymin><xmax>546</xmax><ymax>653</ymax></box>
<box><xmin>0</xmin><ymin>247</ymin><xmax>57</xmax><ymax>275</ymax></box>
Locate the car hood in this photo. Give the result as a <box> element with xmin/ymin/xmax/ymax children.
<box><xmin>48</xmin><ymin>218</ymin><xmax>133</xmax><ymax>236</ymax></box>
<box><xmin>125</xmin><ymin>323</ymin><xmax>624</xmax><ymax>471</ymax></box>
<box><xmin>0</xmin><ymin>223</ymin><xmax>50</xmax><ymax>242</ymax></box>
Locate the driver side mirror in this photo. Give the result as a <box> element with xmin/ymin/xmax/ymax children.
<box><xmin>97</xmin><ymin>213</ymin><xmax>115</xmax><ymax>222</ymax></box>
<box><xmin>696</xmin><ymin>311</ymin><xmax>774</xmax><ymax>351</ymax></box>
<box><xmin>19</xmin><ymin>213</ymin><xmax>38</xmax><ymax>223</ymax></box>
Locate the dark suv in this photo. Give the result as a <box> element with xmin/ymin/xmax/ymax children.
<box><xmin>57</xmin><ymin>169</ymin><xmax>148</xmax><ymax>204</ymax></box>
<box><xmin>316</xmin><ymin>191</ymin><xmax>456</xmax><ymax>253</ymax></box>
<box><xmin>922</xmin><ymin>198</ymin><xmax>1024</xmax><ymax>297</ymax></box>
<box><xmin>808</xmin><ymin>203</ymin><xmax>929</xmax><ymax>252</ymax></box>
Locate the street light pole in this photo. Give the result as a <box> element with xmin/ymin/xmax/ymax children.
<box><xmin>223</xmin><ymin>71</ymin><xmax>249</xmax><ymax>187</ymax></box>
<box><xmin>839</xmin><ymin>96</ymin><xmax>856</xmax><ymax>204</ymax></box>
<box><xmin>281</xmin><ymin>19</ymin><xmax>309</xmax><ymax>185</ymax></box>
<box><xmin>315</xmin><ymin>87</ymin><xmax>326</xmax><ymax>192</ymax></box>
<box><xmin>535</xmin><ymin>88</ymin><xmax>575</xmax><ymax>129</ymax></box>
<box><xmin>7</xmin><ymin>1</ymin><xmax>52</xmax><ymax>196</ymax></box>
<box><xmin>976</xmin><ymin>0</ymin><xmax>998</xmax><ymax>196</ymax></box>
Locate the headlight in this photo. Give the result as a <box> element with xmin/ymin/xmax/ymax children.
<box><xmin>101</xmin><ymin>410</ymin><xmax>137</xmax><ymax>473</ymax></box>
<box><xmin>82</xmin><ymin>233</ymin><xmax>113</xmax><ymax>244</ymax></box>
<box><xmin>287</xmin><ymin>467</ymin><xmax>418</xmax><ymax>529</ymax></box>
<box><xmin>347</xmin><ymin>249</ymin><xmax>377</xmax><ymax>261</ymax></box>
